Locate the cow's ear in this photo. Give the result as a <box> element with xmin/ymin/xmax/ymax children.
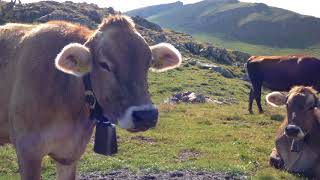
<box><xmin>266</xmin><ymin>92</ymin><xmax>287</xmax><ymax>107</ymax></box>
<box><xmin>55</xmin><ymin>43</ymin><xmax>92</xmax><ymax>77</ymax></box>
<box><xmin>150</xmin><ymin>43</ymin><xmax>182</xmax><ymax>72</ymax></box>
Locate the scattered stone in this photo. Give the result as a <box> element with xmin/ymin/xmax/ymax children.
<box><xmin>1</xmin><ymin>1</ymin><xmax>116</xmax><ymax>28</ymax></box>
<box><xmin>184</xmin><ymin>42</ymin><xmax>203</xmax><ymax>55</ymax></box>
<box><xmin>132</xmin><ymin>16</ymin><xmax>162</xmax><ymax>32</ymax></box>
<box><xmin>231</xmin><ymin>50</ymin><xmax>251</xmax><ymax>64</ymax></box>
<box><xmin>197</xmin><ymin>62</ymin><xmax>234</xmax><ymax>78</ymax></box>
<box><xmin>79</xmin><ymin>169</ymin><xmax>248</xmax><ymax>180</ymax></box>
<box><xmin>188</xmin><ymin>60</ymin><xmax>197</xmax><ymax>66</ymax></box>
<box><xmin>178</xmin><ymin>149</ymin><xmax>201</xmax><ymax>162</ymax></box>
<box><xmin>165</xmin><ymin>91</ymin><xmax>212</xmax><ymax>104</ymax></box>
<box><xmin>165</xmin><ymin>91</ymin><xmax>237</xmax><ymax>105</ymax></box>
<box><xmin>170</xmin><ymin>171</ymin><xmax>184</xmax><ymax>178</ymax></box>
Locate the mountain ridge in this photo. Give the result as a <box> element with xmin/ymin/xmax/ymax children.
<box><xmin>127</xmin><ymin>0</ymin><xmax>320</xmax><ymax>49</ymax></box>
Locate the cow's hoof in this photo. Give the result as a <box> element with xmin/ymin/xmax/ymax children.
<box><xmin>269</xmin><ymin>156</ymin><xmax>284</xmax><ymax>169</ymax></box>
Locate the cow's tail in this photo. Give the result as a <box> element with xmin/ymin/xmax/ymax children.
<box><xmin>244</xmin><ymin>57</ymin><xmax>253</xmax><ymax>83</ymax></box>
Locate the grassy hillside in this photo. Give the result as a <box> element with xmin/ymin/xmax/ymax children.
<box><xmin>0</xmin><ymin>54</ymin><xmax>299</xmax><ymax>179</ymax></box>
<box><xmin>194</xmin><ymin>32</ymin><xmax>320</xmax><ymax>57</ymax></box>
<box><xmin>0</xmin><ymin>1</ymin><xmax>307</xmax><ymax>179</ymax></box>
<box><xmin>126</xmin><ymin>0</ymin><xmax>320</xmax><ymax>55</ymax></box>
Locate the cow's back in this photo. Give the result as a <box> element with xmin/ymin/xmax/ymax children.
<box><xmin>247</xmin><ymin>56</ymin><xmax>320</xmax><ymax>91</ymax></box>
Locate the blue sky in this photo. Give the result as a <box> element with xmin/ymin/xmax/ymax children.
<box><xmin>15</xmin><ymin>0</ymin><xmax>320</xmax><ymax>18</ymax></box>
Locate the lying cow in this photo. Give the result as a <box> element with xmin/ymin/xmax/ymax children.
<box><xmin>0</xmin><ymin>15</ymin><xmax>181</xmax><ymax>180</ymax></box>
<box><xmin>267</xmin><ymin>86</ymin><xmax>320</xmax><ymax>177</ymax></box>
<box><xmin>246</xmin><ymin>55</ymin><xmax>320</xmax><ymax>114</ymax></box>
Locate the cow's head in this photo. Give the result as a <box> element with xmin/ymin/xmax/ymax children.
<box><xmin>266</xmin><ymin>86</ymin><xmax>319</xmax><ymax>139</ymax></box>
<box><xmin>54</xmin><ymin>15</ymin><xmax>182</xmax><ymax>132</ymax></box>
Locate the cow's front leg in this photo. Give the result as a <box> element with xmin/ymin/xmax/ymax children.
<box><xmin>15</xmin><ymin>137</ymin><xmax>43</xmax><ymax>180</ymax></box>
<box><xmin>56</xmin><ymin>161</ymin><xmax>77</xmax><ymax>180</ymax></box>
<box><xmin>269</xmin><ymin>148</ymin><xmax>284</xmax><ymax>169</ymax></box>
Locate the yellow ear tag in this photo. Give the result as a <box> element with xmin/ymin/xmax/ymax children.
<box><xmin>77</xmin><ymin>60</ymin><xmax>90</xmax><ymax>73</ymax></box>
<box><xmin>152</xmin><ymin>59</ymin><xmax>165</xmax><ymax>68</ymax></box>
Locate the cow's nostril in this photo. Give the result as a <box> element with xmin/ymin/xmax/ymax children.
<box><xmin>285</xmin><ymin>126</ymin><xmax>300</xmax><ymax>137</ymax></box>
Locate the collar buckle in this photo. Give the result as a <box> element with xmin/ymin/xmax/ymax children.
<box><xmin>85</xmin><ymin>90</ymin><xmax>96</xmax><ymax>109</ymax></box>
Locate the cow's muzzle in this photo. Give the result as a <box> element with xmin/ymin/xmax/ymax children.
<box><xmin>285</xmin><ymin>125</ymin><xmax>305</xmax><ymax>139</ymax></box>
<box><xmin>119</xmin><ymin>104</ymin><xmax>158</xmax><ymax>132</ymax></box>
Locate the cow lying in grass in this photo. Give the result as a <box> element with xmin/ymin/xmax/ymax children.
<box><xmin>0</xmin><ymin>15</ymin><xmax>181</xmax><ymax>180</ymax></box>
<box><xmin>267</xmin><ymin>86</ymin><xmax>320</xmax><ymax>177</ymax></box>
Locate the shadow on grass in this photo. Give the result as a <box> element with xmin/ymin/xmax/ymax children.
<box><xmin>270</xmin><ymin>114</ymin><xmax>284</xmax><ymax>122</ymax></box>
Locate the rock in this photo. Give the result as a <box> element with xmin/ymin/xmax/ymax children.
<box><xmin>80</xmin><ymin>169</ymin><xmax>248</xmax><ymax>180</ymax></box>
<box><xmin>204</xmin><ymin>46</ymin><xmax>233</xmax><ymax>65</ymax></box>
<box><xmin>188</xmin><ymin>60</ymin><xmax>197</xmax><ymax>66</ymax></box>
<box><xmin>170</xmin><ymin>171</ymin><xmax>184</xmax><ymax>178</ymax></box>
<box><xmin>1</xmin><ymin>1</ymin><xmax>115</xmax><ymax>28</ymax></box>
<box><xmin>211</xmin><ymin>66</ymin><xmax>234</xmax><ymax>78</ymax></box>
<box><xmin>197</xmin><ymin>62</ymin><xmax>217</xmax><ymax>70</ymax></box>
<box><xmin>232</xmin><ymin>50</ymin><xmax>251</xmax><ymax>64</ymax></box>
<box><xmin>197</xmin><ymin>62</ymin><xmax>234</xmax><ymax>78</ymax></box>
<box><xmin>152</xmin><ymin>33</ymin><xmax>167</xmax><ymax>43</ymax></box>
<box><xmin>132</xmin><ymin>16</ymin><xmax>162</xmax><ymax>32</ymax></box>
<box><xmin>184</xmin><ymin>42</ymin><xmax>203</xmax><ymax>55</ymax></box>
<box><xmin>165</xmin><ymin>91</ymin><xmax>221</xmax><ymax>105</ymax></box>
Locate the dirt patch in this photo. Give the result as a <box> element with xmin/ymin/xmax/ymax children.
<box><xmin>79</xmin><ymin>169</ymin><xmax>248</xmax><ymax>180</ymax></box>
<box><xmin>178</xmin><ymin>149</ymin><xmax>201</xmax><ymax>162</ymax></box>
<box><xmin>131</xmin><ymin>136</ymin><xmax>156</xmax><ymax>144</ymax></box>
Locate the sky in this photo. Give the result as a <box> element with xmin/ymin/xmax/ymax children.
<box><xmin>12</xmin><ymin>0</ymin><xmax>320</xmax><ymax>18</ymax></box>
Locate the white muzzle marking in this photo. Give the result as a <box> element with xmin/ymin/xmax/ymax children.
<box><xmin>118</xmin><ymin>104</ymin><xmax>157</xmax><ymax>129</ymax></box>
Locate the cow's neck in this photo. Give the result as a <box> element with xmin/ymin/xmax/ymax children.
<box><xmin>58</xmin><ymin>75</ymin><xmax>91</xmax><ymax>124</ymax></box>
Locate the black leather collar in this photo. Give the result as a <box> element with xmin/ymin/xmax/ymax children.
<box><xmin>82</xmin><ymin>74</ymin><xmax>109</xmax><ymax>123</ymax></box>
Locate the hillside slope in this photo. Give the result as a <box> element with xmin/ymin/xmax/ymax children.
<box><xmin>128</xmin><ymin>0</ymin><xmax>320</xmax><ymax>50</ymax></box>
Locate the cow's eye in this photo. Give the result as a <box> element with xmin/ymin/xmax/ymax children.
<box><xmin>98</xmin><ymin>62</ymin><xmax>110</xmax><ymax>71</ymax></box>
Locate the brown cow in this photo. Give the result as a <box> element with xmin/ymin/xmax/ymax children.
<box><xmin>246</xmin><ymin>55</ymin><xmax>320</xmax><ymax>114</ymax></box>
<box><xmin>0</xmin><ymin>15</ymin><xmax>182</xmax><ymax>180</ymax></box>
<box><xmin>267</xmin><ymin>86</ymin><xmax>320</xmax><ymax>177</ymax></box>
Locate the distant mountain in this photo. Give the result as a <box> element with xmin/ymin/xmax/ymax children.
<box><xmin>0</xmin><ymin>1</ymin><xmax>251</xmax><ymax>66</ymax></box>
<box><xmin>126</xmin><ymin>1</ymin><xmax>183</xmax><ymax>18</ymax></box>
<box><xmin>126</xmin><ymin>0</ymin><xmax>320</xmax><ymax>49</ymax></box>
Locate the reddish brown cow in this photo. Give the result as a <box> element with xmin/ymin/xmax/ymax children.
<box><xmin>246</xmin><ymin>55</ymin><xmax>320</xmax><ymax>114</ymax></box>
<box><xmin>267</xmin><ymin>86</ymin><xmax>320</xmax><ymax>178</ymax></box>
<box><xmin>0</xmin><ymin>15</ymin><xmax>182</xmax><ymax>180</ymax></box>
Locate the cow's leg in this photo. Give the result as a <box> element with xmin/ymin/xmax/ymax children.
<box><xmin>252</xmin><ymin>81</ymin><xmax>263</xmax><ymax>113</ymax></box>
<box><xmin>15</xmin><ymin>137</ymin><xmax>43</xmax><ymax>180</ymax></box>
<box><xmin>269</xmin><ymin>148</ymin><xmax>284</xmax><ymax>170</ymax></box>
<box><xmin>56</xmin><ymin>162</ymin><xmax>77</xmax><ymax>180</ymax></box>
<box><xmin>248</xmin><ymin>87</ymin><xmax>255</xmax><ymax>114</ymax></box>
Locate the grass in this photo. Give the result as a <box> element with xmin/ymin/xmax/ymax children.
<box><xmin>0</xmin><ymin>56</ymin><xmax>303</xmax><ymax>179</ymax></box>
